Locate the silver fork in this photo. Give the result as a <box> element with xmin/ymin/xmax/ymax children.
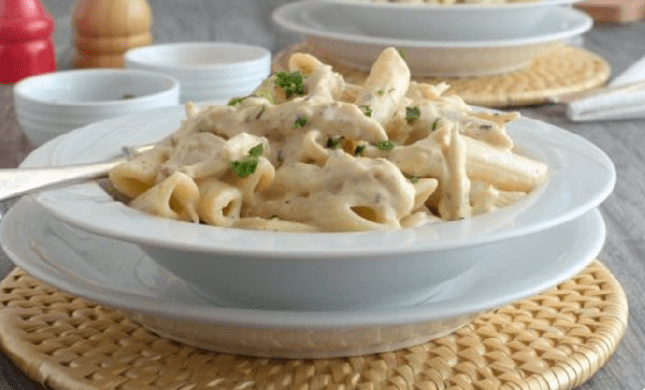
<box><xmin>0</xmin><ymin>144</ymin><xmax>154</xmax><ymax>202</ymax></box>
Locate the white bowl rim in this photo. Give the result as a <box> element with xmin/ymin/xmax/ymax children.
<box><xmin>273</xmin><ymin>0</ymin><xmax>593</xmax><ymax>48</ymax></box>
<box><xmin>318</xmin><ymin>0</ymin><xmax>582</xmax><ymax>10</ymax></box>
<box><xmin>23</xmin><ymin>105</ymin><xmax>616</xmax><ymax>258</ymax></box>
<box><xmin>124</xmin><ymin>41</ymin><xmax>272</xmax><ymax>71</ymax></box>
<box><xmin>13</xmin><ymin>68</ymin><xmax>180</xmax><ymax>107</ymax></box>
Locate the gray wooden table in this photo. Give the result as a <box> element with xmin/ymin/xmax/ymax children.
<box><xmin>1</xmin><ymin>1</ymin><xmax>644</xmax><ymax>389</ymax></box>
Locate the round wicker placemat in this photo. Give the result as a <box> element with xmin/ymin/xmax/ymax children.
<box><xmin>0</xmin><ymin>261</ymin><xmax>627</xmax><ymax>390</ymax></box>
<box><xmin>273</xmin><ymin>43</ymin><xmax>611</xmax><ymax>108</ymax></box>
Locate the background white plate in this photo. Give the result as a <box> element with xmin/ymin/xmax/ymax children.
<box><xmin>273</xmin><ymin>1</ymin><xmax>593</xmax><ymax>76</ymax></box>
<box><xmin>0</xmin><ymin>196</ymin><xmax>605</xmax><ymax>358</ymax></box>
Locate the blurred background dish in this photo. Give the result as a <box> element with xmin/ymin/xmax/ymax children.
<box><xmin>316</xmin><ymin>0</ymin><xmax>583</xmax><ymax>41</ymax></box>
<box><xmin>12</xmin><ymin>68</ymin><xmax>180</xmax><ymax>147</ymax></box>
<box><xmin>124</xmin><ymin>42</ymin><xmax>272</xmax><ymax>103</ymax></box>
<box><xmin>273</xmin><ymin>0</ymin><xmax>593</xmax><ymax>77</ymax></box>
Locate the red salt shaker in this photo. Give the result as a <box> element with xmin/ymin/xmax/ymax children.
<box><xmin>0</xmin><ymin>0</ymin><xmax>56</xmax><ymax>84</ymax></box>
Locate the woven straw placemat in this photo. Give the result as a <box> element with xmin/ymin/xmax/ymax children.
<box><xmin>273</xmin><ymin>43</ymin><xmax>611</xmax><ymax>108</ymax></box>
<box><xmin>0</xmin><ymin>260</ymin><xmax>628</xmax><ymax>390</ymax></box>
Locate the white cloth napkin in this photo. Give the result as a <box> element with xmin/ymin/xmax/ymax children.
<box><xmin>566</xmin><ymin>55</ymin><xmax>645</xmax><ymax>121</ymax></box>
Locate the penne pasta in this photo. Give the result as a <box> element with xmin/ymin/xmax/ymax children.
<box><xmin>412</xmin><ymin>178</ymin><xmax>439</xmax><ymax>211</ymax></box>
<box><xmin>196</xmin><ymin>179</ymin><xmax>243</xmax><ymax>227</ymax></box>
<box><xmin>437</xmin><ymin>124</ymin><xmax>472</xmax><ymax>220</ymax></box>
<box><xmin>108</xmin><ymin>47</ymin><xmax>548</xmax><ymax>232</ymax></box>
<box><xmin>288</xmin><ymin>52</ymin><xmax>346</xmax><ymax>102</ymax></box>
<box><xmin>129</xmin><ymin>171</ymin><xmax>200</xmax><ymax>223</ymax></box>
<box><xmin>108</xmin><ymin>146</ymin><xmax>170</xmax><ymax>198</ymax></box>
<box><xmin>227</xmin><ymin>156</ymin><xmax>275</xmax><ymax>204</ymax></box>
<box><xmin>355</xmin><ymin>47</ymin><xmax>410</xmax><ymax>126</ymax></box>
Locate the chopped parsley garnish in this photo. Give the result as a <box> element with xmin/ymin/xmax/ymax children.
<box><xmin>360</xmin><ymin>104</ymin><xmax>372</xmax><ymax>117</ymax></box>
<box><xmin>354</xmin><ymin>145</ymin><xmax>365</xmax><ymax>156</ymax></box>
<box><xmin>229</xmin><ymin>159</ymin><xmax>258</xmax><ymax>178</ymax></box>
<box><xmin>229</xmin><ymin>144</ymin><xmax>265</xmax><ymax>178</ymax></box>
<box><xmin>274</xmin><ymin>71</ymin><xmax>305</xmax><ymax>99</ymax></box>
<box><xmin>256</xmin><ymin>105</ymin><xmax>266</xmax><ymax>119</ymax></box>
<box><xmin>228</xmin><ymin>96</ymin><xmax>249</xmax><ymax>106</ymax></box>
<box><xmin>431</xmin><ymin>118</ymin><xmax>440</xmax><ymax>131</ymax></box>
<box><xmin>377</xmin><ymin>90</ymin><xmax>385</xmax><ymax>96</ymax></box>
<box><xmin>398</xmin><ymin>49</ymin><xmax>407</xmax><ymax>59</ymax></box>
<box><xmin>255</xmin><ymin>80</ymin><xmax>276</xmax><ymax>103</ymax></box>
<box><xmin>374</xmin><ymin>140</ymin><xmax>395</xmax><ymax>151</ymax></box>
<box><xmin>405</xmin><ymin>106</ymin><xmax>421</xmax><ymax>122</ymax></box>
<box><xmin>248</xmin><ymin>144</ymin><xmax>264</xmax><ymax>158</ymax></box>
<box><xmin>293</xmin><ymin>116</ymin><xmax>308</xmax><ymax>128</ymax></box>
<box><xmin>327</xmin><ymin>136</ymin><xmax>344</xmax><ymax>149</ymax></box>
<box><xmin>404</xmin><ymin>173</ymin><xmax>419</xmax><ymax>184</ymax></box>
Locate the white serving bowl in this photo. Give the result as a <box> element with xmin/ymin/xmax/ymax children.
<box><xmin>274</xmin><ymin>0</ymin><xmax>593</xmax><ymax>77</ymax></box>
<box><xmin>24</xmin><ymin>106</ymin><xmax>615</xmax><ymax>312</ymax></box>
<box><xmin>13</xmin><ymin>69</ymin><xmax>180</xmax><ymax>147</ymax></box>
<box><xmin>316</xmin><ymin>0</ymin><xmax>582</xmax><ymax>41</ymax></box>
<box><xmin>124</xmin><ymin>42</ymin><xmax>272</xmax><ymax>103</ymax></box>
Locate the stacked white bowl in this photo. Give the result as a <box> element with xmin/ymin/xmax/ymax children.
<box><xmin>273</xmin><ymin>0</ymin><xmax>591</xmax><ymax>77</ymax></box>
<box><xmin>13</xmin><ymin>69</ymin><xmax>180</xmax><ymax>147</ymax></box>
<box><xmin>124</xmin><ymin>42</ymin><xmax>272</xmax><ymax>104</ymax></box>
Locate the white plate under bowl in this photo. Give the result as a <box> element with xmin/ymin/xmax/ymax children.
<box><xmin>272</xmin><ymin>1</ymin><xmax>593</xmax><ymax>76</ymax></box>
<box><xmin>19</xmin><ymin>105</ymin><xmax>614</xmax><ymax>311</ymax></box>
<box><xmin>316</xmin><ymin>0</ymin><xmax>582</xmax><ymax>41</ymax></box>
<box><xmin>0</xmin><ymin>196</ymin><xmax>605</xmax><ymax>358</ymax></box>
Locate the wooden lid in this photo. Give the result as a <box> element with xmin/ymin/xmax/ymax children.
<box><xmin>72</xmin><ymin>0</ymin><xmax>152</xmax><ymax>36</ymax></box>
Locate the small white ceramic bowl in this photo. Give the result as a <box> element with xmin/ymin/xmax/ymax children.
<box><xmin>13</xmin><ymin>69</ymin><xmax>180</xmax><ymax>147</ymax></box>
<box><xmin>26</xmin><ymin>106</ymin><xmax>616</xmax><ymax>312</ymax></box>
<box><xmin>316</xmin><ymin>0</ymin><xmax>583</xmax><ymax>41</ymax></box>
<box><xmin>124</xmin><ymin>42</ymin><xmax>272</xmax><ymax>103</ymax></box>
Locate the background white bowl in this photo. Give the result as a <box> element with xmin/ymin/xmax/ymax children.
<box><xmin>24</xmin><ymin>106</ymin><xmax>615</xmax><ymax>311</ymax></box>
<box><xmin>317</xmin><ymin>0</ymin><xmax>583</xmax><ymax>41</ymax></box>
<box><xmin>13</xmin><ymin>69</ymin><xmax>180</xmax><ymax>146</ymax></box>
<box><xmin>124</xmin><ymin>42</ymin><xmax>272</xmax><ymax>103</ymax></box>
<box><xmin>274</xmin><ymin>1</ymin><xmax>593</xmax><ymax>77</ymax></box>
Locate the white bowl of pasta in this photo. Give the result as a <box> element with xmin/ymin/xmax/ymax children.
<box><xmin>26</xmin><ymin>48</ymin><xmax>615</xmax><ymax>311</ymax></box>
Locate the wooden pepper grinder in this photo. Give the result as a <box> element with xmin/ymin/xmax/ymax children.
<box><xmin>71</xmin><ymin>0</ymin><xmax>153</xmax><ymax>68</ymax></box>
<box><xmin>0</xmin><ymin>0</ymin><xmax>56</xmax><ymax>83</ymax></box>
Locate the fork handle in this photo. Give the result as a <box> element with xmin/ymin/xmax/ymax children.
<box><xmin>0</xmin><ymin>159</ymin><xmax>123</xmax><ymax>202</ymax></box>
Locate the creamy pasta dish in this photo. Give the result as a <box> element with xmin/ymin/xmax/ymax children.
<box><xmin>108</xmin><ymin>47</ymin><xmax>547</xmax><ymax>232</ymax></box>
